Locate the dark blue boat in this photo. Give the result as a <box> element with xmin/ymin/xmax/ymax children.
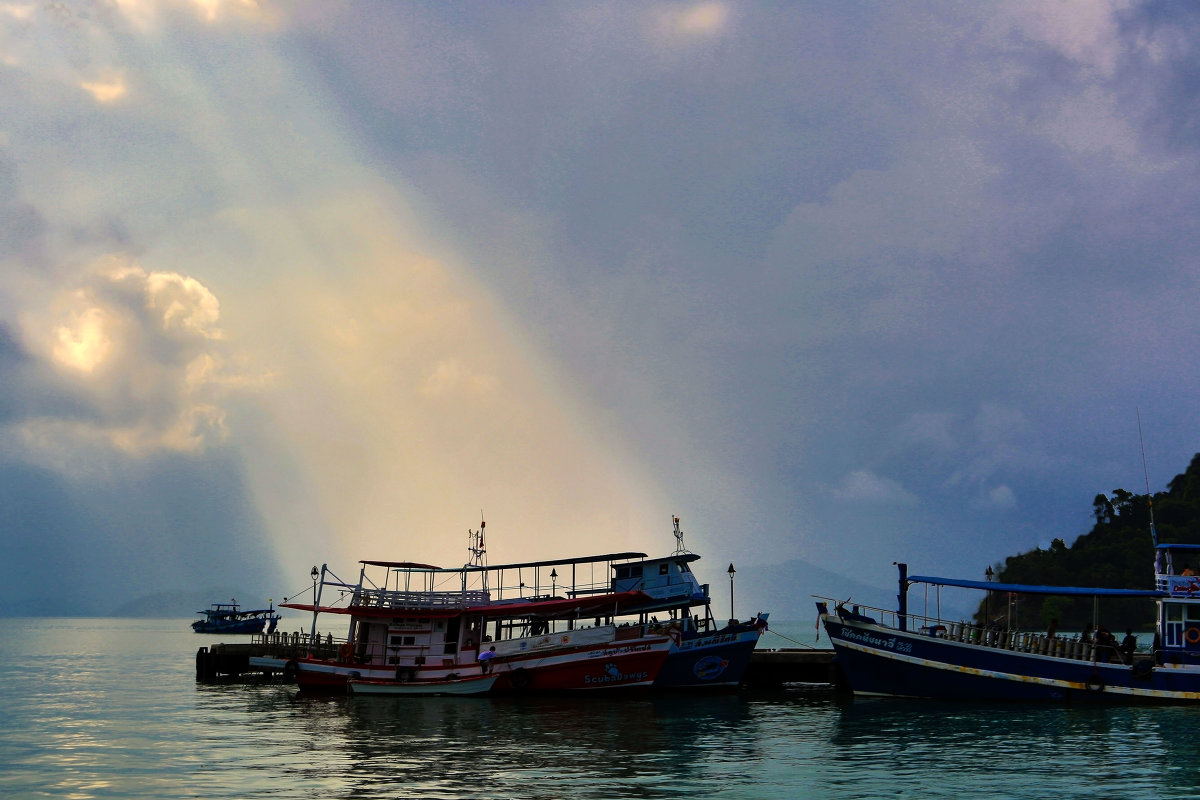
<box><xmin>820</xmin><ymin>544</ymin><xmax>1200</xmax><ymax>702</ymax></box>
<box><xmin>192</xmin><ymin>600</ymin><xmax>281</xmax><ymax>635</ymax></box>
<box><xmin>614</xmin><ymin>517</ymin><xmax>768</xmax><ymax>689</ymax></box>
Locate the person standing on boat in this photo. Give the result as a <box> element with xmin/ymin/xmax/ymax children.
<box><xmin>1095</xmin><ymin>626</ymin><xmax>1117</xmax><ymax>662</ymax></box>
<box><xmin>478</xmin><ymin>645</ymin><xmax>496</xmax><ymax>674</ymax></box>
<box><xmin>1121</xmin><ymin>629</ymin><xmax>1138</xmax><ymax>664</ymax></box>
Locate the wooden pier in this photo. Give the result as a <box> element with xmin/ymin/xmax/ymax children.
<box><xmin>195</xmin><ymin>631</ymin><xmax>336</xmax><ymax>682</ymax></box>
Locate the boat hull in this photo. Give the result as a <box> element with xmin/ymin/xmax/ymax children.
<box><xmin>348</xmin><ymin>675</ymin><xmax>498</xmax><ymax>696</ymax></box>
<box><xmin>823</xmin><ymin>615</ymin><xmax>1200</xmax><ymax>703</ymax></box>
<box><xmin>292</xmin><ymin>637</ymin><xmax>672</xmax><ymax>693</ymax></box>
<box><xmin>655</xmin><ymin>625</ymin><xmax>764</xmax><ymax>688</ymax></box>
<box><xmin>192</xmin><ymin>619</ymin><xmax>269</xmax><ymax>635</ymax></box>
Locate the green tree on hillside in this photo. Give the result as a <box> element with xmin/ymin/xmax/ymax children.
<box><xmin>976</xmin><ymin>453</ymin><xmax>1200</xmax><ymax>632</ymax></box>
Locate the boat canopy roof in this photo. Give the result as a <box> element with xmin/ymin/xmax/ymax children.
<box><xmin>908</xmin><ymin>575</ymin><xmax>1165</xmax><ymax>598</ymax></box>
<box><xmin>282</xmin><ymin>589</ymin><xmax>654</xmax><ymax>619</ymax></box>
<box><xmin>1156</xmin><ymin>543</ymin><xmax>1200</xmax><ymax>551</ymax></box>
<box><xmin>362</xmin><ymin>552</ymin><xmax>650</xmax><ymax>573</ymax></box>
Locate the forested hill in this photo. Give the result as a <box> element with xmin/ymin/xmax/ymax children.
<box><xmin>981</xmin><ymin>453</ymin><xmax>1200</xmax><ymax>631</ymax></box>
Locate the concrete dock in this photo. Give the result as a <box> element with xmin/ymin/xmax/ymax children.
<box><xmin>744</xmin><ymin>648</ymin><xmax>840</xmax><ymax>688</ymax></box>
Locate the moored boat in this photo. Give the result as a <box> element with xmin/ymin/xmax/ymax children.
<box><xmin>819</xmin><ymin>544</ymin><xmax>1200</xmax><ymax>703</ymax></box>
<box><xmin>280</xmin><ymin>523</ymin><xmax>674</xmax><ymax>693</ymax></box>
<box><xmin>192</xmin><ymin>601</ymin><xmax>281</xmax><ymax>635</ymax></box>
<box><xmin>626</xmin><ymin>518</ymin><xmax>769</xmax><ymax>688</ymax></box>
<box><xmin>277</xmin><ymin>517</ymin><xmax>766</xmax><ymax>694</ymax></box>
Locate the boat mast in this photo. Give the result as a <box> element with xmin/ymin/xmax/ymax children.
<box><xmin>1138</xmin><ymin>408</ymin><xmax>1158</xmax><ymax>547</ymax></box>
<box><xmin>672</xmin><ymin>515</ymin><xmax>690</xmax><ymax>556</ymax></box>
<box><xmin>467</xmin><ymin>517</ymin><xmax>488</xmax><ymax>596</ymax></box>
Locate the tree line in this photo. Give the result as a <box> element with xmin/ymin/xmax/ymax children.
<box><xmin>977</xmin><ymin>453</ymin><xmax>1200</xmax><ymax>632</ymax></box>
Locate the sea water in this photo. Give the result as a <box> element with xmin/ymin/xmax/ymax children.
<box><xmin>1</xmin><ymin>617</ymin><xmax>1198</xmax><ymax>799</ymax></box>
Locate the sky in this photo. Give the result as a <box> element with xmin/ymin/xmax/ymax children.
<box><xmin>2</xmin><ymin>0</ymin><xmax>1199</xmax><ymax>618</ymax></box>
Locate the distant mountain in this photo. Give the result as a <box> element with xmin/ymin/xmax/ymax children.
<box><xmin>111</xmin><ymin>589</ymin><xmax>280</xmax><ymax>618</ymax></box>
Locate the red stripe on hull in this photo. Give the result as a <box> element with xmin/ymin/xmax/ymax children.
<box><xmin>293</xmin><ymin>639</ymin><xmax>671</xmax><ymax>693</ymax></box>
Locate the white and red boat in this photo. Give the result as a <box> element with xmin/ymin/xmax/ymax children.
<box><xmin>277</xmin><ymin>525</ymin><xmax>677</xmax><ymax>693</ymax></box>
<box><xmin>270</xmin><ymin>518</ymin><xmax>766</xmax><ymax>694</ymax></box>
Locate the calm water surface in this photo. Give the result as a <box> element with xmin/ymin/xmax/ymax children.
<box><xmin>2</xmin><ymin>618</ymin><xmax>1199</xmax><ymax>799</ymax></box>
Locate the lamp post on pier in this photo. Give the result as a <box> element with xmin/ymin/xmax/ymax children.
<box><xmin>728</xmin><ymin>563</ymin><xmax>736</xmax><ymax>623</ymax></box>
<box><xmin>985</xmin><ymin>565</ymin><xmax>994</xmax><ymax>625</ymax></box>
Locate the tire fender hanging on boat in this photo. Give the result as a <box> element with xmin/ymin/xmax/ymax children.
<box><xmin>510</xmin><ymin>668</ymin><xmax>532</xmax><ymax>690</ymax></box>
<box><xmin>1085</xmin><ymin>674</ymin><xmax>1105</xmax><ymax>692</ymax></box>
<box><xmin>283</xmin><ymin>658</ymin><xmax>299</xmax><ymax>682</ymax></box>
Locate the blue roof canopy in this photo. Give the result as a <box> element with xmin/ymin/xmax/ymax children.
<box><xmin>907</xmin><ymin>575</ymin><xmax>1165</xmax><ymax>598</ymax></box>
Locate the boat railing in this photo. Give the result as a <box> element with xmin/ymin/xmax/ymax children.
<box><xmin>352</xmin><ymin>587</ymin><xmax>491</xmax><ymax>610</ymax></box>
<box><xmin>819</xmin><ymin>598</ymin><xmax>1123</xmax><ymax>663</ymax></box>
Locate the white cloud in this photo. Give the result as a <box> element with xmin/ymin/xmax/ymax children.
<box><xmin>831</xmin><ymin>470</ymin><xmax>919</xmax><ymax>506</ymax></box>
<box><xmin>646</xmin><ymin>1</ymin><xmax>733</xmax><ymax>48</ymax></box>
<box><xmin>80</xmin><ymin>76</ymin><xmax>128</xmax><ymax>103</ymax></box>
<box><xmin>893</xmin><ymin>412</ymin><xmax>958</xmax><ymax>454</ymax></box>
<box><xmin>977</xmin><ymin>484</ymin><xmax>1018</xmax><ymax>511</ymax></box>
<box><xmin>989</xmin><ymin>0</ymin><xmax>1133</xmax><ymax>78</ymax></box>
<box><xmin>11</xmin><ymin>256</ymin><xmax>254</xmax><ymax>461</ymax></box>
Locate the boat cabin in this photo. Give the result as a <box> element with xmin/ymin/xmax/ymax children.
<box><xmin>611</xmin><ymin>553</ymin><xmax>708</xmax><ymax>611</ymax></box>
<box><xmin>1154</xmin><ymin>543</ymin><xmax>1200</xmax><ymax>656</ymax></box>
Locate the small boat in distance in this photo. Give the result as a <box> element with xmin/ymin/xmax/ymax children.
<box><xmin>193</xmin><ymin>600</ymin><xmax>281</xmax><ymax>635</ymax></box>
<box><xmin>819</xmin><ymin>542</ymin><xmax>1200</xmax><ymax>703</ymax></box>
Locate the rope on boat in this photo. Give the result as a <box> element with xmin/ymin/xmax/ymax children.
<box><xmin>763</xmin><ymin>628</ymin><xmax>823</xmax><ymax>650</ymax></box>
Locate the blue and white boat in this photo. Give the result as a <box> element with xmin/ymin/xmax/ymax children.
<box><xmin>617</xmin><ymin>517</ymin><xmax>768</xmax><ymax>689</ymax></box>
<box><xmin>819</xmin><ymin>544</ymin><xmax>1200</xmax><ymax>702</ymax></box>
<box><xmin>192</xmin><ymin>601</ymin><xmax>281</xmax><ymax>635</ymax></box>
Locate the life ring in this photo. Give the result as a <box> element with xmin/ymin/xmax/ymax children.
<box><xmin>283</xmin><ymin>658</ymin><xmax>299</xmax><ymax>682</ymax></box>
<box><xmin>510</xmin><ymin>668</ymin><xmax>532</xmax><ymax>690</ymax></box>
<box><xmin>339</xmin><ymin>643</ymin><xmax>353</xmax><ymax>661</ymax></box>
<box><xmin>1085</xmin><ymin>675</ymin><xmax>1105</xmax><ymax>692</ymax></box>
<box><xmin>1186</xmin><ymin>628</ymin><xmax>1200</xmax><ymax>645</ymax></box>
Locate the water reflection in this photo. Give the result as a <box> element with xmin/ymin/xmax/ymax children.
<box><xmin>247</xmin><ymin>692</ymin><xmax>769</xmax><ymax>799</ymax></box>
<box><xmin>829</xmin><ymin>698</ymin><xmax>1200</xmax><ymax>799</ymax></box>
<box><xmin>11</xmin><ymin>619</ymin><xmax>1200</xmax><ymax>799</ymax></box>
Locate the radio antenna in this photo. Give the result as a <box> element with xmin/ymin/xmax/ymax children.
<box><xmin>1138</xmin><ymin>407</ymin><xmax>1157</xmax><ymax>547</ymax></box>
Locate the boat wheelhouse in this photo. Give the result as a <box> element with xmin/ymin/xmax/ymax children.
<box><xmin>819</xmin><ymin>543</ymin><xmax>1200</xmax><ymax>702</ymax></box>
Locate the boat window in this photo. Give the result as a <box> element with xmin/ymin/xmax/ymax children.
<box><xmin>659</xmin><ymin>564</ymin><xmax>669</xmax><ymax>576</ymax></box>
<box><xmin>1167</xmin><ymin>605</ymin><xmax>1185</xmax><ymax>622</ymax></box>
